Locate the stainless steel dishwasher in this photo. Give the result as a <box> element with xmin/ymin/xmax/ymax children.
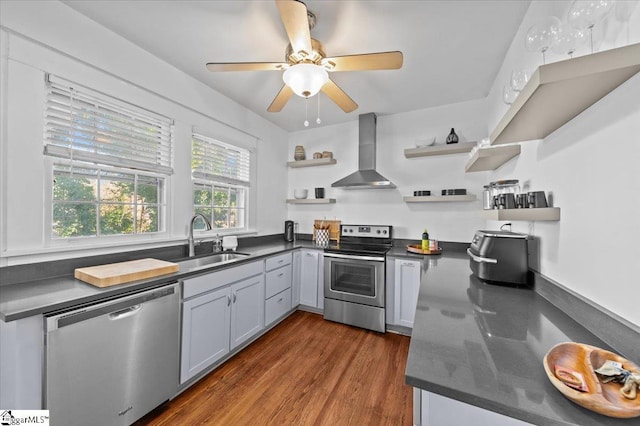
<box><xmin>44</xmin><ymin>283</ymin><xmax>180</xmax><ymax>426</ymax></box>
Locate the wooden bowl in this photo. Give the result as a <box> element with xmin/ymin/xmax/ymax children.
<box><xmin>406</xmin><ymin>244</ymin><xmax>442</xmax><ymax>255</ymax></box>
<box><xmin>543</xmin><ymin>342</ymin><xmax>640</xmax><ymax>418</ymax></box>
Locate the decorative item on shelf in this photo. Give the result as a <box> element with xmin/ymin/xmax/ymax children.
<box><xmin>321</xmin><ymin>151</ymin><xmax>333</xmax><ymax>158</ymax></box>
<box><xmin>511</xmin><ymin>69</ymin><xmax>531</xmax><ymax>92</ymax></box>
<box><xmin>313</xmin><ymin>152</ymin><xmax>322</xmax><ymax>159</ymax></box>
<box><xmin>567</xmin><ymin>0</ymin><xmax>616</xmax><ymax>53</ymax></box>
<box><xmin>294</xmin><ymin>145</ymin><xmax>306</xmax><ymax>161</ymax></box>
<box><xmin>414</xmin><ymin>190</ymin><xmax>431</xmax><ymax>196</ymax></box>
<box><xmin>441</xmin><ymin>188</ymin><xmax>467</xmax><ymax>196</ymax></box>
<box><xmin>314</xmin><ymin>187</ymin><xmax>325</xmax><ymax>199</ymax></box>
<box><xmin>293</xmin><ymin>188</ymin><xmax>308</xmax><ymax>199</ymax></box>
<box><xmin>416</xmin><ymin>137</ymin><xmax>436</xmax><ymax>147</ymax></box>
<box><xmin>445</xmin><ymin>128</ymin><xmax>459</xmax><ymax>144</ymax></box>
<box><xmin>550</xmin><ymin>22</ymin><xmax>587</xmax><ymax>58</ymax></box>
<box><xmin>503</xmin><ymin>85</ymin><xmax>518</xmax><ymax>105</ymax></box>
<box><xmin>525</xmin><ymin>16</ymin><xmax>562</xmax><ymax>64</ymax></box>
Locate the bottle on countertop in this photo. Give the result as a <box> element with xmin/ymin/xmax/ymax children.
<box><xmin>446</xmin><ymin>128</ymin><xmax>459</xmax><ymax>144</ymax></box>
<box><xmin>421</xmin><ymin>229</ymin><xmax>430</xmax><ymax>251</ymax></box>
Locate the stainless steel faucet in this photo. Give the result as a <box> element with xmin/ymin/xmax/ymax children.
<box><xmin>188</xmin><ymin>214</ymin><xmax>212</xmax><ymax>257</ymax></box>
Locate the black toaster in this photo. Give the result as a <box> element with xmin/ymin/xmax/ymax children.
<box><xmin>467</xmin><ymin>230</ymin><xmax>533</xmax><ymax>286</ymax></box>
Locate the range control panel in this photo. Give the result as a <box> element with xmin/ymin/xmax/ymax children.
<box><xmin>341</xmin><ymin>225</ymin><xmax>392</xmax><ymax>238</ymax></box>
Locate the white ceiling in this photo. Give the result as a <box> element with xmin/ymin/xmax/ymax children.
<box><xmin>62</xmin><ymin>0</ymin><xmax>531</xmax><ymax>132</ymax></box>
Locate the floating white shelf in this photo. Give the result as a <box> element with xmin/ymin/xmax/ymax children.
<box><xmin>404</xmin><ymin>141</ymin><xmax>477</xmax><ymax>158</ymax></box>
<box><xmin>481</xmin><ymin>207</ymin><xmax>560</xmax><ymax>221</ymax></box>
<box><xmin>286</xmin><ymin>198</ymin><xmax>336</xmax><ymax>204</ymax></box>
<box><xmin>404</xmin><ymin>195</ymin><xmax>477</xmax><ymax>203</ymax></box>
<box><xmin>287</xmin><ymin>158</ymin><xmax>337</xmax><ymax>168</ymax></box>
<box><xmin>491</xmin><ymin>43</ymin><xmax>640</xmax><ymax>145</ymax></box>
<box><xmin>465</xmin><ymin>145</ymin><xmax>521</xmax><ymax>173</ymax></box>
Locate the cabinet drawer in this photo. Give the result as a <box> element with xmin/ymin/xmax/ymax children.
<box><xmin>183</xmin><ymin>260</ymin><xmax>263</xmax><ymax>299</ymax></box>
<box><xmin>265</xmin><ymin>265</ymin><xmax>292</xmax><ymax>299</ymax></box>
<box><xmin>265</xmin><ymin>252</ymin><xmax>292</xmax><ymax>272</ymax></box>
<box><xmin>265</xmin><ymin>288</ymin><xmax>292</xmax><ymax>326</ymax></box>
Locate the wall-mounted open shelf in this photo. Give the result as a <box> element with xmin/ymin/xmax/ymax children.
<box><xmin>404</xmin><ymin>141</ymin><xmax>477</xmax><ymax>158</ymax></box>
<box><xmin>286</xmin><ymin>198</ymin><xmax>336</xmax><ymax>204</ymax></box>
<box><xmin>465</xmin><ymin>145</ymin><xmax>521</xmax><ymax>173</ymax></box>
<box><xmin>287</xmin><ymin>158</ymin><xmax>337</xmax><ymax>168</ymax></box>
<box><xmin>491</xmin><ymin>43</ymin><xmax>640</xmax><ymax>145</ymax></box>
<box><xmin>481</xmin><ymin>207</ymin><xmax>560</xmax><ymax>221</ymax></box>
<box><xmin>404</xmin><ymin>195</ymin><xmax>477</xmax><ymax>203</ymax></box>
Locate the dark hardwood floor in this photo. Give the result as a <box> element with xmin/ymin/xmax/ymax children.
<box><xmin>136</xmin><ymin>311</ymin><xmax>412</xmax><ymax>425</ymax></box>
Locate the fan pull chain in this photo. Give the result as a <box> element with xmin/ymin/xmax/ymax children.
<box><xmin>304</xmin><ymin>97</ymin><xmax>309</xmax><ymax>127</ymax></box>
<box><xmin>316</xmin><ymin>94</ymin><xmax>321</xmax><ymax>124</ymax></box>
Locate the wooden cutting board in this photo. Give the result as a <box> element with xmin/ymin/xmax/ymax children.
<box><xmin>74</xmin><ymin>258</ymin><xmax>179</xmax><ymax>288</ymax></box>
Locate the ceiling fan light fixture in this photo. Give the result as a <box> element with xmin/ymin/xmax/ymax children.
<box><xmin>282</xmin><ymin>63</ymin><xmax>328</xmax><ymax>98</ymax></box>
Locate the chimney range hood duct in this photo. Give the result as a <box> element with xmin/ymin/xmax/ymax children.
<box><xmin>331</xmin><ymin>113</ymin><xmax>396</xmax><ymax>189</ymax></box>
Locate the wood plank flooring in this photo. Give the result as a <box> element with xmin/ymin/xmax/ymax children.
<box><xmin>136</xmin><ymin>311</ymin><xmax>412</xmax><ymax>425</ymax></box>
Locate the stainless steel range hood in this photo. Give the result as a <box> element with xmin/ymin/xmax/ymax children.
<box><xmin>331</xmin><ymin>113</ymin><xmax>395</xmax><ymax>189</ymax></box>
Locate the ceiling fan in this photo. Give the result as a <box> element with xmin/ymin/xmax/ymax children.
<box><xmin>205</xmin><ymin>0</ymin><xmax>403</xmax><ymax>113</ymax></box>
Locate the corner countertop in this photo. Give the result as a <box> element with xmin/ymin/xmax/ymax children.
<box><xmin>0</xmin><ymin>239</ymin><xmax>322</xmax><ymax>322</ymax></box>
<box><xmin>404</xmin><ymin>250</ymin><xmax>637</xmax><ymax>426</ymax></box>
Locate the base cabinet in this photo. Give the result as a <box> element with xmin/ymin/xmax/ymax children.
<box><xmin>415</xmin><ymin>389</ymin><xmax>533</xmax><ymax>426</ymax></box>
<box><xmin>394</xmin><ymin>258</ymin><xmax>421</xmax><ymax>328</ymax></box>
<box><xmin>298</xmin><ymin>249</ymin><xmax>323</xmax><ymax>309</ymax></box>
<box><xmin>180</xmin><ymin>262</ymin><xmax>264</xmax><ymax>384</ymax></box>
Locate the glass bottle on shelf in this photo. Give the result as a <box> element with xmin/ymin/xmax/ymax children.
<box><xmin>446</xmin><ymin>128</ymin><xmax>459</xmax><ymax>144</ymax></box>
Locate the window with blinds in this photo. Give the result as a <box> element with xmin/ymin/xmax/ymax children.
<box><xmin>44</xmin><ymin>75</ymin><xmax>174</xmax><ymax>174</ymax></box>
<box><xmin>44</xmin><ymin>75</ymin><xmax>172</xmax><ymax>239</ymax></box>
<box><xmin>192</xmin><ymin>132</ymin><xmax>251</xmax><ymax>231</ymax></box>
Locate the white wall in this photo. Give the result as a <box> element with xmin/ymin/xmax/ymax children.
<box><xmin>485</xmin><ymin>0</ymin><xmax>640</xmax><ymax>326</ymax></box>
<box><xmin>286</xmin><ymin>99</ymin><xmax>489</xmax><ymax>242</ymax></box>
<box><xmin>0</xmin><ymin>1</ymin><xmax>288</xmax><ymax>265</ymax></box>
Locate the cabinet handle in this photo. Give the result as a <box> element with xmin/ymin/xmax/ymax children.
<box><xmin>278</xmin><ymin>298</ymin><xmax>283</xmax><ymax>303</ymax></box>
<box><xmin>226</xmin><ymin>295</ymin><xmax>231</xmax><ymax>306</ymax></box>
<box><xmin>232</xmin><ymin>292</ymin><xmax>237</xmax><ymax>303</ymax></box>
<box><xmin>278</xmin><ymin>273</ymin><xmax>284</xmax><ymax>277</ymax></box>
<box><xmin>305</xmin><ymin>253</ymin><xmax>314</xmax><ymax>257</ymax></box>
<box><xmin>278</xmin><ymin>259</ymin><xmax>284</xmax><ymax>264</ymax></box>
<box><xmin>403</xmin><ymin>262</ymin><xmax>415</xmax><ymax>267</ymax></box>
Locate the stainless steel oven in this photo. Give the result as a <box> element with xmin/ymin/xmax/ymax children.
<box><xmin>323</xmin><ymin>225</ymin><xmax>391</xmax><ymax>333</ymax></box>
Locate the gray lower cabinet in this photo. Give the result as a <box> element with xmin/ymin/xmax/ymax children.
<box><xmin>394</xmin><ymin>258</ymin><xmax>421</xmax><ymax>328</ymax></box>
<box><xmin>299</xmin><ymin>249</ymin><xmax>322</xmax><ymax>308</ymax></box>
<box><xmin>415</xmin><ymin>390</ymin><xmax>532</xmax><ymax>426</ymax></box>
<box><xmin>180</xmin><ymin>261</ymin><xmax>264</xmax><ymax>384</ymax></box>
<box><xmin>265</xmin><ymin>252</ymin><xmax>293</xmax><ymax>326</ymax></box>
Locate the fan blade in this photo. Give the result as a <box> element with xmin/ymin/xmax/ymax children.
<box><xmin>206</xmin><ymin>62</ymin><xmax>287</xmax><ymax>72</ymax></box>
<box><xmin>322</xmin><ymin>51</ymin><xmax>403</xmax><ymax>72</ymax></box>
<box><xmin>321</xmin><ymin>79</ymin><xmax>358</xmax><ymax>113</ymax></box>
<box><xmin>267</xmin><ymin>85</ymin><xmax>294</xmax><ymax>112</ymax></box>
<box><xmin>276</xmin><ymin>0</ymin><xmax>312</xmax><ymax>57</ymax></box>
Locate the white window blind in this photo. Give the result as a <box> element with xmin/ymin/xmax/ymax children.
<box><xmin>192</xmin><ymin>132</ymin><xmax>251</xmax><ymax>186</ymax></box>
<box><xmin>44</xmin><ymin>75</ymin><xmax>174</xmax><ymax>174</ymax></box>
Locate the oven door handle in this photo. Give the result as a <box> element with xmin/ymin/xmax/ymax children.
<box><xmin>323</xmin><ymin>252</ymin><xmax>385</xmax><ymax>262</ymax></box>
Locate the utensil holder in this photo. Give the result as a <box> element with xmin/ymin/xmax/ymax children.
<box><xmin>315</xmin><ymin>229</ymin><xmax>330</xmax><ymax>247</ymax></box>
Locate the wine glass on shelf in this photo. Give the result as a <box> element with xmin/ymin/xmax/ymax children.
<box><xmin>550</xmin><ymin>23</ymin><xmax>587</xmax><ymax>58</ymax></box>
<box><xmin>525</xmin><ymin>16</ymin><xmax>562</xmax><ymax>64</ymax></box>
<box><xmin>503</xmin><ymin>85</ymin><xmax>517</xmax><ymax>106</ymax></box>
<box><xmin>567</xmin><ymin>0</ymin><xmax>616</xmax><ymax>53</ymax></box>
<box><xmin>510</xmin><ymin>69</ymin><xmax>531</xmax><ymax>92</ymax></box>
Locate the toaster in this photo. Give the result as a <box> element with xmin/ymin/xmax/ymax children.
<box><xmin>467</xmin><ymin>230</ymin><xmax>534</xmax><ymax>286</ymax></box>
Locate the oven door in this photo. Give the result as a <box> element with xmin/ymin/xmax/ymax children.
<box><xmin>323</xmin><ymin>253</ymin><xmax>385</xmax><ymax>307</ymax></box>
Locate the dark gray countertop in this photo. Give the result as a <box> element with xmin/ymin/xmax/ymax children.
<box><xmin>0</xmin><ymin>239</ymin><xmax>322</xmax><ymax>322</ymax></box>
<box><xmin>404</xmin><ymin>251</ymin><xmax>638</xmax><ymax>426</ymax></box>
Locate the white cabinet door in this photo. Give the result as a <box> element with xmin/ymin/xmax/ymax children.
<box><xmin>394</xmin><ymin>258</ymin><xmax>421</xmax><ymax>328</ymax></box>
<box><xmin>230</xmin><ymin>274</ymin><xmax>265</xmax><ymax>350</ymax></box>
<box><xmin>181</xmin><ymin>287</ymin><xmax>231</xmax><ymax>383</ymax></box>
<box><xmin>292</xmin><ymin>250</ymin><xmax>301</xmax><ymax>307</ymax></box>
<box><xmin>299</xmin><ymin>250</ymin><xmax>319</xmax><ymax>307</ymax></box>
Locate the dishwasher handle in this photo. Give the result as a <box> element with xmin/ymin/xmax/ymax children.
<box><xmin>48</xmin><ymin>284</ymin><xmax>177</xmax><ymax>330</ymax></box>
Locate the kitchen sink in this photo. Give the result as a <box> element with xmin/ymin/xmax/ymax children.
<box><xmin>178</xmin><ymin>252</ymin><xmax>250</xmax><ymax>271</ymax></box>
